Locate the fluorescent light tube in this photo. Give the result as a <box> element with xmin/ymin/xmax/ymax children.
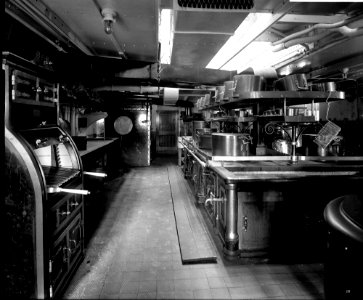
<box><xmin>220</xmin><ymin>42</ymin><xmax>306</xmax><ymax>73</ymax></box>
<box><xmin>159</xmin><ymin>9</ymin><xmax>174</xmax><ymax>64</ymax></box>
<box><xmin>206</xmin><ymin>13</ymin><xmax>274</xmax><ymax>70</ymax></box>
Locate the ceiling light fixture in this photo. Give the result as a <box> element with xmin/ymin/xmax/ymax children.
<box><xmin>159</xmin><ymin>9</ymin><xmax>174</xmax><ymax>64</ymax></box>
<box><xmin>101</xmin><ymin>8</ymin><xmax>116</xmax><ymax>35</ymax></box>
<box><xmin>221</xmin><ymin>42</ymin><xmax>306</xmax><ymax>73</ymax></box>
<box><xmin>206</xmin><ymin>1</ymin><xmax>295</xmax><ymax>70</ymax></box>
<box><xmin>206</xmin><ymin>13</ymin><xmax>274</xmax><ymax>70</ymax></box>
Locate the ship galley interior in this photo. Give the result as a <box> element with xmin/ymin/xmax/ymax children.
<box><xmin>3</xmin><ymin>0</ymin><xmax>363</xmax><ymax>299</ymax></box>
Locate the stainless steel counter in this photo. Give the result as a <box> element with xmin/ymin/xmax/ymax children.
<box><xmin>180</xmin><ymin>137</ymin><xmax>363</xmax><ymax>260</ymax></box>
<box><xmin>208</xmin><ymin>160</ymin><xmax>363</xmax><ymax>183</ymax></box>
<box><xmin>78</xmin><ymin>138</ymin><xmax>119</xmax><ymax>157</ymax></box>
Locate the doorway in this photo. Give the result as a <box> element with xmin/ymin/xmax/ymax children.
<box><xmin>156</xmin><ymin>110</ymin><xmax>179</xmax><ymax>154</ymax></box>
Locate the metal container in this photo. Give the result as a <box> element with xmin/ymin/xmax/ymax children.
<box><xmin>212</xmin><ymin>133</ymin><xmax>252</xmax><ymax>156</ymax></box>
<box><xmin>193</xmin><ymin>121</ymin><xmax>209</xmax><ymax>141</ymax></box>
<box><xmin>302</xmin><ymin>134</ymin><xmax>343</xmax><ymax>156</ymax></box>
<box><xmin>275</xmin><ymin>73</ymin><xmax>308</xmax><ymax>91</ymax></box>
<box><xmin>223</xmin><ymin>81</ymin><xmax>234</xmax><ymax>101</ymax></box>
<box><xmin>233</xmin><ymin>74</ymin><xmax>266</xmax><ymax>97</ymax></box>
<box><xmin>312</xmin><ymin>81</ymin><xmax>337</xmax><ymax>92</ymax></box>
<box><xmin>198</xmin><ymin>134</ymin><xmax>212</xmax><ymax>149</ymax></box>
<box><xmin>215</xmin><ymin>85</ymin><xmax>225</xmax><ymax>103</ymax></box>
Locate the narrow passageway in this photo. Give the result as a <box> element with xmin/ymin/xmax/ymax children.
<box><xmin>63</xmin><ymin>155</ymin><xmax>324</xmax><ymax>299</ymax></box>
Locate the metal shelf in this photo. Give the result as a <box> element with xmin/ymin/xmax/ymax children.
<box><xmin>257</xmin><ymin>115</ymin><xmax>316</xmax><ymax>123</ymax></box>
<box><xmin>201</xmin><ymin>90</ymin><xmax>345</xmax><ymax>111</ymax></box>
<box><xmin>12</xmin><ymin>98</ymin><xmax>58</xmax><ymax>107</ymax></box>
<box><xmin>206</xmin><ymin>116</ymin><xmax>257</xmax><ymax>122</ymax></box>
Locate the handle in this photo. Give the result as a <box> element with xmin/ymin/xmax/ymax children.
<box><xmin>243</xmin><ymin>216</ymin><xmax>248</xmax><ymax>232</ymax></box>
<box><xmin>295</xmin><ymin>79</ymin><xmax>308</xmax><ymax>90</ymax></box>
<box><xmin>58</xmin><ymin>210</ymin><xmax>70</xmax><ymax>216</ymax></box>
<box><xmin>59</xmin><ymin>135</ymin><xmax>69</xmax><ymax>143</ymax></box>
<box><xmin>83</xmin><ymin>171</ymin><xmax>107</xmax><ymax>178</ymax></box>
<box><xmin>48</xmin><ymin>187</ymin><xmax>90</xmax><ymax>195</ymax></box>
<box><xmin>230</xmin><ymin>81</ymin><xmax>237</xmax><ymax>91</ymax></box>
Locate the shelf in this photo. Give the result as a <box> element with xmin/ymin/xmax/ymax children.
<box><xmin>13</xmin><ymin>98</ymin><xmax>58</xmax><ymax>107</ymax></box>
<box><xmin>257</xmin><ymin>115</ymin><xmax>316</xmax><ymax>123</ymax></box>
<box><xmin>201</xmin><ymin>90</ymin><xmax>345</xmax><ymax>110</ymax></box>
<box><xmin>206</xmin><ymin>116</ymin><xmax>257</xmax><ymax>122</ymax></box>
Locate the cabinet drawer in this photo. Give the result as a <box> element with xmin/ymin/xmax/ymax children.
<box><xmin>68</xmin><ymin>215</ymin><xmax>83</xmax><ymax>266</ymax></box>
<box><xmin>12</xmin><ymin>70</ymin><xmax>37</xmax><ymax>101</ymax></box>
<box><xmin>49</xmin><ymin>194</ymin><xmax>83</xmax><ymax>236</ymax></box>
<box><xmin>49</xmin><ymin>235</ymin><xmax>68</xmax><ymax>295</ymax></box>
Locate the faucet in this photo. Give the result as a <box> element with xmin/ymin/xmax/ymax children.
<box><xmin>205</xmin><ymin>193</ymin><xmax>225</xmax><ymax>206</ymax></box>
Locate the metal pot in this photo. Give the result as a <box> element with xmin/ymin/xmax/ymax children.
<box><xmin>215</xmin><ymin>85</ymin><xmax>225</xmax><ymax>103</ymax></box>
<box><xmin>193</xmin><ymin>121</ymin><xmax>209</xmax><ymax>141</ymax></box>
<box><xmin>232</xmin><ymin>75</ymin><xmax>265</xmax><ymax>97</ymax></box>
<box><xmin>212</xmin><ymin>133</ymin><xmax>252</xmax><ymax>156</ymax></box>
<box><xmin>280</xmin><ymin>126</ymin><xmax>302</xmax><ymax>148</ymax></box>
<box><xmin>302</xmin><ymin>134</ymin><xmax>343</xmax><ymax>156</ymax></box>
<box><xmin>197</xmin><ymin>134</ymin><xmax>212</xmax><ymax>149</ymax></box>
<box><xmin>223</xmin><ymin>81</ymin><xmax>234</xmax><ymax>101</ymax></box>
<box><xmin>275</xmin><ymin>73</ymin><xmax>308</xmax><ymax>91</ymax></box>
<box><xmin>312</xmin><ymin>81</ymin><xmax>336</xmax><ymax>92</ymax></box>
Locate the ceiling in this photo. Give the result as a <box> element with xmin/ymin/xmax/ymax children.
<box><xmin>4</xmin><ymin>0</ymin><xmax>363</xmax><ymax>94</ymax></box>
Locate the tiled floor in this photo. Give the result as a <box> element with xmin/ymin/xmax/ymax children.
<box><xmin>63</xmin><ymin>156</ymin><xmax>324</xmax><ymax>299</ymax></box>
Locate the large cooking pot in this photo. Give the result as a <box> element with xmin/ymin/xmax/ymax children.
<box><xmin>311</xmin><ymin>81</ymin><xmax>336</xmax><ymax>92</ymax></box>
<box><xmin>197</xmin><ymin>134</ymin><xmax>212</xmax><ymax>149</ymax></box>
<box><xmin>212</xmin><ymin>133</ymin><xmax>252</xmax><ymax>156</ymax></box>
<box><xmin>223</xmin><ymin>81</ymin><xmax>234</xmax><ymax>101</ymax></box>
<box><xmin>275</xmin><ymin>74</ymin><xmax>308</xmax><ymax>91</ymax></box>
<box><xmin>215</xmin><ymin>85</ymin><xmax>225</xmax><ymax>103</ymax></box>
<box><xmin>232</xmin><ymin>75</ymin><xmax>266</xmax><ymax>97</ymax></box>
<box><xmin>302</xmin><ymin>134</ymin><xmax>343</xmax><ymax>156</ymax></box>
<box><xmin>193</xmin><ymin>121</ymin><xmax>209</xmax><ymax>141</ymax></box>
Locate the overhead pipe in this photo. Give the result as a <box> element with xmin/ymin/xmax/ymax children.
<box><xmin>274</xmin><ymin>34</ymin><xmax>363</xmax><ymax>71</ymax></box>
<box><xmin>272</xmin><ymin>13</ymin><xmax>363</xmax><ymax>46</ymax></box>
<box><xmin>272</xmin><ymin>27</ymin><xmax>363</xmax><ymax>52</ymax></box>
<box><xmin>272</xmin><ymin>32</ymin><xmax>333</xmax><ymax>52</ymax></box>
<box><xmin>333</xmin><ymin>26</ymin><xmax>363</xmax><ymax>37</ymax></box>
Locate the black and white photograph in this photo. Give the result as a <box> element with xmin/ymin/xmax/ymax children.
<box><xmin>3</xmin><ymin>0</ymin><xmax>363</xmax><ymax>299</ymax></box>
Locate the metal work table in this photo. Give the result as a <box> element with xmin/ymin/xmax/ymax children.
<box><xmin>78</xmin><ymin>138</ymin><xmax>119</xmax><ymax>157</ymax></box>
<box><xmin>181</xmin><ymin>137</ymin><xmax>363</xmax><ymax>260</ymax></box>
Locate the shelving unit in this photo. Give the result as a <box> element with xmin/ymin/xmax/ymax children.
<box><xmin>200</xmin><ymin>90</ymin><xmax>345</xmax><ymax>110</ymax></box>
<box><xmin>197</xmin><ymin>90</ymin><xmax>349</xmax><ymax>161</ymax></box>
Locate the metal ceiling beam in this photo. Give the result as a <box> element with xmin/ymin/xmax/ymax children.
<box><xmin>8</xmin><ymin>0</ymin><xmax>94</xmax><ymax>55</ymax></box>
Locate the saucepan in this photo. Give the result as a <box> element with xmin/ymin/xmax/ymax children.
<box><xmin>232</xmin><ymin>75</ymin><xmax>266</xmax><ymax>97</ymax></box>
<box><xmin>275</xmin><ymin>74</ymin><xmax>308</xmax><ymax>91</ymax></box>
<box><xmin>311</xmin><ymin>81</ymin><xmax>336</xmax><ymax>92</ymax></box>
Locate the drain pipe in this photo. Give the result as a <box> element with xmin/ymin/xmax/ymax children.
<box><xmin>273</xmin><ymin>14</ymin><xmax>363</xmax><ymax>46</ymax></box>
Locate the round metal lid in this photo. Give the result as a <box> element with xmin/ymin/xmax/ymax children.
<box><xmin>114</xmin><ymin>116</ymin><xmax>133</xmax><ymax>135</ymax></box>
